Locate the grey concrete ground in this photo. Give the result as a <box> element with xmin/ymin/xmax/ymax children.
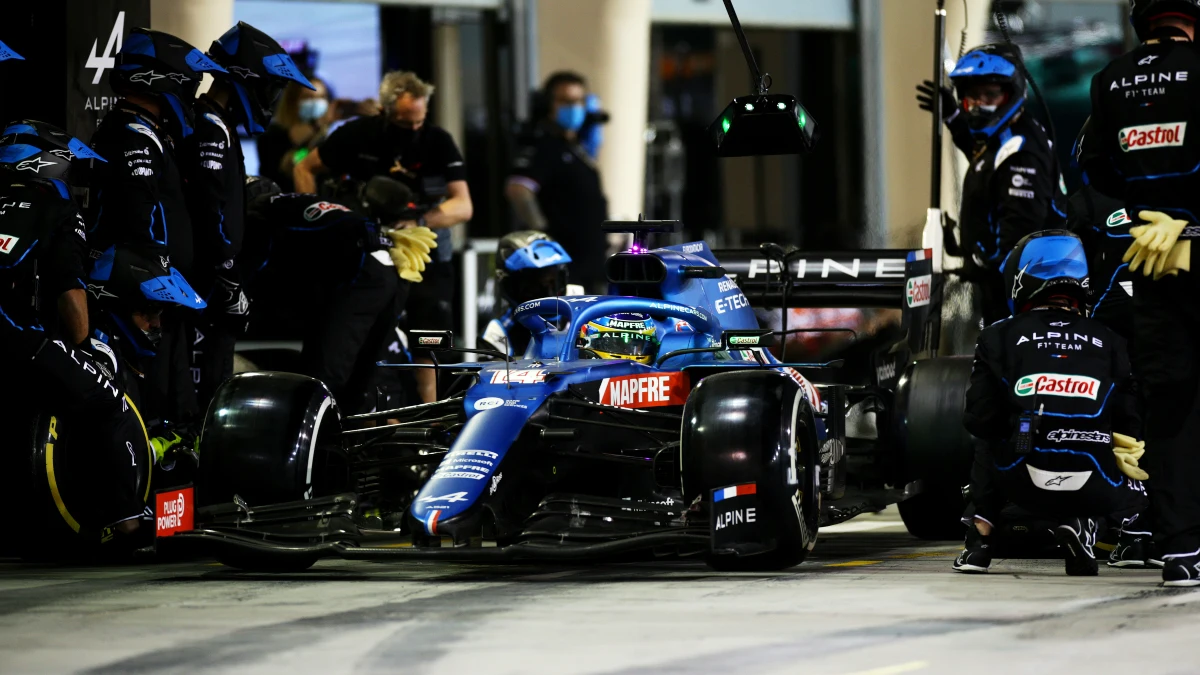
<box><xmin>1</xmin><ymin>510</ymin><xmax>1197</xmax><ymax>675</ymax></box>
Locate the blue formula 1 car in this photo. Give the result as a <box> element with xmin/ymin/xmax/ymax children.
<box><xmin>160</xmin><ymin>221</ymin><xmax>977</xmax><ymax>572</ymax></box>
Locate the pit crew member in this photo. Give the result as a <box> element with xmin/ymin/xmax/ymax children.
<box><xmin>295</xmin><ymin>70</ymin><xmax>472</xmax><ymax>403</ymax></box>
<box><xmin>0</xmin><ymin>121</ymin><xmax>147</xmax><ymax>539</ymax></box>
<box><xmin>482</xmin><ymin>230</ymin><xmax>574</xmax><ymax>357</ymax></box>
<box><xmin>955</xmin><ymin>231</ymin><xmax>1147</xmax><ymax>577</ymax></box>
<box><xmin>88</xmin><ymin>28</ymin><xmax>226</xmax><ymax>434</ymax></box>
<box><xmin>182</xmin><ymin>22</ymin><xmax>314</xmax><ymax>408</ymax></box>
<box><xmin>1074</xmin><ymin>0</ymin><xmax>1200</xmax><ymax>586</ymax></box>
<box><xmin>925</xmin><ymin>43</ymin><xmax>1066</xmax><ymax>325</ymax></box>
<box><xmin>243</xmin><ymin>177</ymin><xmax>428</xmax><ymax>414</ymax></box>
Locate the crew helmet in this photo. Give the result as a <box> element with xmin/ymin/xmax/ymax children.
<box><xmin>208</xmin><ymin>22</ymin><xmax>315</xmax><ymax>134</ymax></box>
<box><xmin>1002</xmin><ymin>230</ymin><xmax>1090</xmax><ymax>314</ymax></box>
<box><xmin>949</xmin><ymin>43</ymin><xmax>1028</xmax><ymax>140</ymax></box>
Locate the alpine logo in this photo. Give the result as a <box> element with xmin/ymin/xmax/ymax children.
<box><xmin>1045</xmin><ymin>429</ymin><xmax>1111</xmax><ymax>444</ymax></box>
<box><xmin>599</xmin><ymin>372</ymin><xmax>689</xmax><ymax>408</ymax></box>
<box><xmin>1119</xmin><ymin>122</ymin><xmax>1186</xmax><ymax>152</ymax></box>
<box><xmin>303</xmin><ymin>201</ymin><xmax>351</xmax><ymax>221</ymax></box>
<box><xmin>86</xmin><ymin>11</ymin><xmax>125</xmax><ymax>85</ymax></box>
<box><xmin>906</xmin><ymin>274</ymin><xmax>931</xmax><ymax>308</ymax></box>
<box><xmin>1013</xmin><ymin>373</ymin><xmax>1101</xmax><ymax>399</ymax></box>
<box><xmin>0</xmin><ymin>234</ymin><xmax>19</xmax><ymax>254</ymax></box>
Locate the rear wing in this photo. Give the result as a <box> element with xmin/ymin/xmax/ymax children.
<box><xmin>712</xmin><ymin>247</ymin><xmax>944</xmax><ymax>359</ymax></box>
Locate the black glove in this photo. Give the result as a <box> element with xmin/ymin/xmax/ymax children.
<box><xmin>208</xmin><ymin>274</ymin><xmax>251</xmax><ymax>334</ymax></box>
<box><xmin>79</xmin><ymin>338</ymin><xmax>119</xmax><ymax>382</ymax></box>
<box><xmin>916</xmin><ymin>80</ymin><xmax>959</xmax><ymax>121</ymax></box>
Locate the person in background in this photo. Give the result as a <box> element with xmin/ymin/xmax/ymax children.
<box><xmin>256</xmin><ymin>77</ymin><xmax>329</xmax><ymax>192</ymax></box>
<box><xmin>294</xmin><ymin>70</ymin><xmax>473</xmax><ymax>404</ymax></box>
<box><xmin>506</xmin><ymin>71</ymin><xmax>609</xmax><ymax>293</ymax></box>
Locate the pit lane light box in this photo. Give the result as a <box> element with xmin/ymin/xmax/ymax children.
<box><xmin>708</xmin><ymin>0</ymin><xmax>818</xmax><ymax>157</ymax></box>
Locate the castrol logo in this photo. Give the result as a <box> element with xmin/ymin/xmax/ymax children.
<box><xmin>1118</xmin><ymin>122</ymin><xmax>1186</xmax><ymax>152</ymax></box>
<box><xmin>906</xmin><ymin>274</ymin><xmax>931</xmax><ymax>308</ymax></box>
<box><xmin>1013</xmin><ymin>373</ymin><xmax>1101</xmax><ymax>400</ymax></box>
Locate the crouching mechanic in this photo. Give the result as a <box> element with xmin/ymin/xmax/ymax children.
<box><xmin>954</xmin><ymin>231</ymin><xmax>1148</xmax><ymax>576</ymax></box>
<box><xmin>920</xmin><ymin>43</ymin><xmax>1066</xmax><ymax>325</ymax></box>
<box><xmin>0</xmin><ymin>121</ymin><xmax>149</xmax><ymax>539</ymax></box>
<box><xmin>482</xmin><ymin>231</ymin><xmax>575</xmax><ymax>358</ymax></box>
<box><xmin>86</xmin><ymin>243</ymin><xmax>207</xmax><ymax>475</ymax></box>
<box><xmin>243</xmin><ymin>177</ymin><xmax>434</xmax><ymax>414</ymax></box>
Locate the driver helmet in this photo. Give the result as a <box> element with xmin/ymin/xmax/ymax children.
<box><xmin>497</xmin><ymin>231</ymin><xmax>572</xmax><ymax>306</ymax></box>
<box><xmin>110</xmin><ymin>29</ymin><xmax>227</xmax><ymax>138</ymax></box>
<box><xmin>0</xmin><ymin>119</ymin><xmax>107</xmax><ymax>197</ymax></box>
<box><xmin>1002</xmin><ymin>230</ymin><xmax>1090</xmax><ymax>315</ymax></box>
<box><xmin>88</xmin><ymin>243</ymin><xmax>207</xmax><ymax>355</ymax></box>
<box><xmin>207</xmin><ymin>22</ymin><xmax>315</xmax><ymax>134</ymax></box>
<box><xmin>1131</xmin><ymin>0</ymin><xmax>1200</xmax><ymax>41</ymax></box>
<box><xmin>580</xmin><ymin>313</ymin><xmax>660</xmax><ymax>364</ymax></box>
<box><xmin>948</xmin><ymin>43</ymin><xmax>1027</xmax><ymax>140</ymax></box>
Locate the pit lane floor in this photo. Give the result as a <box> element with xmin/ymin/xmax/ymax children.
<box><xmin>1</xmin><ymin>509</ymin><xmax>1197</xmax><ymax>675</ymax></box>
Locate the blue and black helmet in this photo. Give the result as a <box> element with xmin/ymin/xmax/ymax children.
<box><xmin>111</xmin><ymin>28</ymin><xmax>227</xmax><ymax>138</ymax></box>
<box><xmin>0</xmin><ymin>120</ymin><xmax>106</xmax><ymax>196</ymax></box>
<box><xmin>496</xmin><ymin>230</ymin><xmax>572</xmax><ymax>306</ymax></box>
<box><xmin>949</xmin><ymin>43</ymin><xmax>1027</xmax><ymax>140</ymax></box>
<box><xmin>208</xmin><ymin>22</ymin><xmax>315</xmax><ymax>134</ymax></box>
<box><xmin>1002</xmin><ymin>230</ymin><xmax>1090</xmax><ymax>314</ymax></box>
<box><xmin>0</xmin><ymin>39</ymin><xmax>23</xmax><ymax>62</ymax></box>
<box><xmin>1131</xmin><ymin>0</ymin><xmax>1200</xmax><ymax>41</ymax></box>
<box><xmin>88</xmin><ymin>243</ymin><xmax>206</xmax><ymax>354</ymax></box>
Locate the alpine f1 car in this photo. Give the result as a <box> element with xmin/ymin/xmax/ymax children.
<box><xmin>148</xmin><ymin>220</ymin><xmax>977</xmax><ymax>572</ymax></box>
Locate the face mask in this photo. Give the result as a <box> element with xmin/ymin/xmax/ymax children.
<box><xmin>970</xmin><ymin>103</ymin><xmax>999</xmax><ymax>117</ymax></box>
<box><xmin>143</xmin><ymin>324</ymin><xmax>163</xmax><ymax>347</ymax></box>
<box><xmin>555</xmin><ymin>103</ymin><xmax>586</xmax><ymax>132</ymax></box>
<box><xmin>298</xmin><ymin>98</ymin><xmax>328</xmax><ymax>123</ymax></box>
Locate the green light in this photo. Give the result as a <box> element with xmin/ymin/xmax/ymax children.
<box><xmin>798</xmin><ymin>110</ymin><xmax>806</xmax><ymax>128</ymax></box>
<box><xmin>721</xmin><ymin>118</ymin><xmax>731</xmax><ymax>133</ymax></box>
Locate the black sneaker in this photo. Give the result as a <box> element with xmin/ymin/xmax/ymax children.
<box><xmin>1054</xmin><ymin>518</ymin><xmax>1099</xmax><ymax>577</ymax></box>
<box><xmin>952</xmin><ymin>526</ymin><xmax>992</xmax><ymax>574</ymax></box>
<box><xmin>1162</xmin><ymin>550</ymin><xmax>1200</xmax><ymax>587</ymax></box>
<box><xmin>1108</xmin><ymin>532</ymin><xmax>1151</xmax><ymax>568</ymax></box>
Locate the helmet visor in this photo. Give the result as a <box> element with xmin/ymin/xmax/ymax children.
<box><xmin>588</xmin><ymin>331</ymin><xmax>659</xmax><ymax>358</ymax></box>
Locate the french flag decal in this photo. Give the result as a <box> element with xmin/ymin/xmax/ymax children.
<box><xmin>906</xmin><ymin>248</ymin><xmax>932</xmax><ymax>262</ymax></box>
<box><xmin>712</xmin><ymin>483</ymin><xmax>757</xmax><ymax>502</ymax></box>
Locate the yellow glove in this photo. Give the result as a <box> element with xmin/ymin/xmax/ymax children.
<box><xmin>1124</xmin><ymin>210</ymin><xmax>1188</xmax><ymax>275</ymax></box>
<box><xmin>399</xmin><ymin>266</ymin><xmax>424</xmax><ymax>283</ymax></box>
<box><xmin>1152</xmin><ymin>240</ymin><xmax>1191</xmax><ymax>280</ymax></box>
<box><xmin>388</xmin><ymin>226</ymin><xmax>438</xmax><ymax>256</ymax></box>
<box><xmin>1113</xmin><ymin>432</ymin><xmax>1149</xmax><ymax>481</ymax></box>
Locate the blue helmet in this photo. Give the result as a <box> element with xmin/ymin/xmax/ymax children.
<box><xmin>1002</xmin><ymin>230</ymin><xmax>1089</xmax><ymax>314</ymax></box>
<box><xmin>111</xmin><ymin>29</ymin><xmax>227</xmax><ymax>138</ymax></box>
<box><xmin>0</xmin><ymin>40</ymin><xmax>23</xmax><ymax>62</ymax></box>
<box><xmin>208</xmin><ymin>22</ymin><xmax>315</xmax><ymax>134</ymax></box>
<box><xmin>496</xmin><ymin>230</ymin><xmax>572</xmax><ymax>306</ymax></box>
<box><xmin>88</xmin><ymin>244</ymin><xmax>206</xmax><ymax>355</ymax></box>
<box><xmin>0</xmin><ymin>120</ymin><xmax>106</xmax><ymax>196</ymax></box>
<box><xmin>949</xmin><ymin>43</ymin><xmax>1027</xmax><ymax>140</ymax></box>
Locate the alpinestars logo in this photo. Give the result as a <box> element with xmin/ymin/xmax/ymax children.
<box><xmin>1138</xmin><ymin>55</ymin><xmax>1159</xmax><ymax>66</ymax></box>
<box><xmin>86</xmin><ymin>11</ymin><xmax>125</xmax><ymax>85</ymax></box>
<box><xmin>129</xmin><ymin>70</ymin><xmax>166</xmax><ymax>85</ymax></box>
<box><xmin>227</xmin><ymin>66</ymin><xmax>259</xmax><ymax>79</ymax></box>
<box><xmin>1045</xmin><ymin>429</ymin><xmax>1111</xmax><ymax>444</ymax></box>
<box><xmin>1044</xmin><ymin>475</ymin><xmax>1071</xmax><ymax>487</ymax></box>
<box><xmin>15</xmin><ymin>158</ymin><xmax>54</xmax><ymax>173</ymax></box>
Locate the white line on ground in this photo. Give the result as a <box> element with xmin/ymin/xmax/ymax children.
<box><xmin>822</xmin><ymin>520</ymin><xmax>905</xmax><ymax>534</ymax></box>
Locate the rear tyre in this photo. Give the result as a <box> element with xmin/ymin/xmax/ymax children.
<box><xmin>892</xmin><ymin>357</ymin><xmax>974</xmax><ymax>541</ymax></box>
<box><xmin>198</xmin><ymin>372</ymin><xmax>342</xmax><ymax>508</ymax></box>
<box><xmin>682</xmin><ymin>370</ymin><xmax>820</xmax><ymax>571</ymax></box>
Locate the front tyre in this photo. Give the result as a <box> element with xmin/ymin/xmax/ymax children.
<box><xmin>681</xmin><ymin>370</ymin><xmax>820</xmax><ymax>571</ymax></box>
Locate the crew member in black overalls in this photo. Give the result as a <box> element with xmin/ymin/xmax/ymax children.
<box><xmin>920</xmin><ymin>44</ymin><xmax>1066</xmax><ymax>325</ymax></box>
<box><xmin>954</xmin><ymin>231</ymin><xmax>1148</xmax><ymax>576</ymax></box>
<box><xmin>88</xmin><ymin>28</ymin><xmax>226</xmax><ymax>431</ymax></box>
<box><xmin>1075</xmin><ymin>0</ymin><xmax>1200</xmax><ymax>586</ymax></box>
<box><xmin>0</xmin><ymin>121</ymin><xmax>148</xmax><ymax>540</ymax></box>
<box><xmin>293</xmin><ymin>70</ymin><xmax>473</xmax><ymax>404</ymax></box>
<box><xmin>181</xmin><ymin>22</ymin><xmax>315</xmax><ymax>408</ymax></box>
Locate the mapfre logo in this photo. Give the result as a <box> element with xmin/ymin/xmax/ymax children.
<box><xmin>1118</xmin><ymin>122</ymin><xmax>1187</xmax><ymax>152</ymax></box>
<box><xmin>155</xmin><ymin>487</ymin><xmax>193</xmax><ymax>537</ymax></box>
<box><xmin>1013</xmin><ymin>373</ymin><xmax>1101</xmax><ymax>399</ymax></box>
<box><xmin>906</xmin><ymin>274</ymin><xmax>931</xmax><ymax>307</ymax></box>
<box><xmin>599</xmin><ymin>372</ymin><xmax>689</xmax><ymax>408</ymax></box>
<box><xmin>303</xmin><ymin>201</ymin><xmax>351</xmax><ymax>221</ymax></box>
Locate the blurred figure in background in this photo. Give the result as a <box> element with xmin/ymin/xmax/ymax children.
<box><xmin>506</xmin><ymin>71</ymin><xmax>609</xmax><ymax>293</ymax></box>
<box><xmin>256</xmin><ymin>77</ymin><xmax>329</xmax><ymax>191</ymax></box>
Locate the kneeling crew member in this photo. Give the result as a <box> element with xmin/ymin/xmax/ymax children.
<box><xmin>0</xmin><ymin>121</ymin><xmax>148</xmax><ymax>539</ymax></box>
<box><xmin>955</xmin><ymin>230</ymin><xmax>1147</xmax><ymax>577</ymax></box>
